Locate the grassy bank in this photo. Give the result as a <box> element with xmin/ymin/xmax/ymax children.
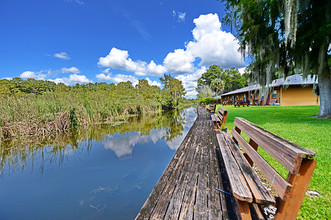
<box><xmin>0</xmin><ymin>86</ymin><xmax>196</xmax><ymax>140</ymax></box>
<box><xmin>215</xmin><ymin>105</ymin><xmax>330</xmax><ymax>219</ymax></box>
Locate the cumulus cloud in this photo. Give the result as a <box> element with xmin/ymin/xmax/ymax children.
<box><xmin>98</xmin><ymin>48</ymin><xmax>148</xmax><ymax>76</ymax></box>
<box><xmin>51</xmin><ymin>74</ymin><xmax>92</xmax><ymax>85</ymax></box>
<box><xmin>164</xmin><ymin>49</ymin><xmax>195</xmax><ymax>74</ymax></box>
<box><xmin>20</xmin><ymin>71</ymin><xmax>47</xmax><ymax>80</ymax></box>
<box><xmin>96</xmin><ymin>73</ymin><xmax>139</xmax><ymax>85</ymax></box>
<box><xmin>96</xmin><ymin>73</ymin><xmax>161</xmax><ymax>87</ymax></box>
<box><xmin>147</xmin><ymin>60</ymin><xmax>167</xmax><ymax>76</ymax></box>
<box><xmin>61</xmin><ymin>67</ymin><xmax>80</xmax><ymax>74</ymax></box>
<box><xmin>98</xmin><ymin>13</ymin><xmax>244</xmax><ymax>96</ymax></box>
<box><xmin>54</xmin><ymin>52</ymin><xmax>70</xmax><ymax>60</ymax></box>
<box><xmin>186</xmin><ymin>13</ymin><xmax>244</xmax><ymax>67</ymax></box>
<box><xmin>146</xmin><ymin>77</ymin><xmax>162</xmax><ymax>87</ymax></box>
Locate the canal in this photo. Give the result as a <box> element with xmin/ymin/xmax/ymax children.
<box><xmin>0</xmin><ymin>107</ymin><xmax>197</xmax><ymax>220</ymax></box>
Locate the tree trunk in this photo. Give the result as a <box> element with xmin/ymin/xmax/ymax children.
<box><xmin>318</xmin><ymin>41</ymin><xmax>331</xmax><ymax>117</ymax></box>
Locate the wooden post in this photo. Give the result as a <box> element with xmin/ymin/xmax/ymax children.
<box><xmin>275</xmin><ymin>159</ymin><xmax>316</xmax><ymax>220</ymax></box>
<box><xmin>236</xmin><ymin>199</ymin><xmax>252</xmax><ymax>220</ymax></box>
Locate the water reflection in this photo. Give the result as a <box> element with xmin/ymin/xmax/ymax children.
<box><xmin>0</xmin><ymin>107</ymin><xmax>197</xmax><ymax>175</ymax></box>
<box><xmin>0</xmin><ymin>107</ymin><xmax>197</xmax><ymax>220</ymax></box>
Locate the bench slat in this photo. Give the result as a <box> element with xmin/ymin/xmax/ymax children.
<box><xmin>232</xmin><ymin>129</ymin><xmax>292</xmax><ymax>200</ymax></box>
<box><xmin>234</xmin><ymin>117</ymin><xmax>315</xmax><ymax>174</ymax></box>
<box><xmin>217</xmin><ymin>133</ymin><xmax>253</xmax><ymax>203</ymax></box>
<box><xmin>223</xmin><ymin>134</ymin><xmax>276</xmax><ymax>205</ymax></box>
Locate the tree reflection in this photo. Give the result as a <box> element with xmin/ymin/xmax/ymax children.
<box><xmin>0</xmin><ymin>107</ymin><xmax>196</xmax><ymax>175</ymax></box>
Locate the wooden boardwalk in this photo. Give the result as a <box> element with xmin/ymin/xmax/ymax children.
<box><xmin>136</xmin><ymin>106</ymin><xmax>240</xmax><ymax>220</ymax></box>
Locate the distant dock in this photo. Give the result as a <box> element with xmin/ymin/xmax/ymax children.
<box><xmin>136</xmin><ymin>106</ymin><xmax>239</xmax><ymax>220</ymax></box>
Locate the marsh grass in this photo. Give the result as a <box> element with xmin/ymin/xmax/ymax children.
<box><xmin>216</xmin><ymin>105</ymin><xmax>330</xmax><ymax>219</ymax></box>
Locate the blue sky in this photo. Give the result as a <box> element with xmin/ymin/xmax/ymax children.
<box><xmin>0</xmin><ymin>0</ymin><xmax>246</xmax><ymax>98</ymax></box>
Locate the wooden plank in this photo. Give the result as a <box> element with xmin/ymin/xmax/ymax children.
<box><xmin>177</xmin><ymin>151</ymin><xmax>201</xmax><ymax>219</ymax></box>
<box><xmin>224</xmin><ymin>134</ymin><xmax>275</xmax><ymax>205</ymax></box>
<box><xmin>234</xmin><ymin>117</ymin><xmax>315</xmax><ymax>174</ymax></box>
<box><xmin>216</xmin><ymin>133</ymin><xmax>253</xmax><ymax>203</ymax></box>
<box><xmin>148</xmin><ymin>130</ymin><xmax>196</xmax><ymax>219</ymax></box>
<box><xmin>208</xmin><ymin>139</ymin><xmax>225</xmax><ymax>220</ymax></box>
<box><xmin>164</xmin><ymin>131</ymin><xmax>202</xmax><ymax>219</ymax></box>
<box><xmin>232</xmin><ymin>129</ymin><xmax>292</xmax><ymax>200</ymax></box>
<box><xmin>237</xmin><ymin>199</ymin><xmax>252</xmax><ymax>220</ymax></box>
<box><xmin>251</xmin><ymin>204</ymin><xmax>265</xmax><ymax>220</ymax></box>
<box><xmin>194</xmin><ymin>145</ymin><xmax>208</xmax><ymax>219</ymax></box>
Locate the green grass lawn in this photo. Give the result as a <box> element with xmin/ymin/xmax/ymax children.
<box><xmin>215</xmin><ymin>105</ymin><xmax>330</xmax><ymax>219</ymax></box>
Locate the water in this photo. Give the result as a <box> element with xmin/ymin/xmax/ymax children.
<box><xmin>0</xmin><ymin>107</ymin><xmax>197</xmax><ymax>220</ymax></box>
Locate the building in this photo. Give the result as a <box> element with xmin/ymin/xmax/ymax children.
<box><xmin>219</xmin><ymin>74</ymin><xmax>319</xmax><ymax>106</ymax></box>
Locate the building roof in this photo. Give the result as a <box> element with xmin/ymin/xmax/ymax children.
<box><xmin>218</xmin><ymin>74</ymin><xmax>317</xmax><ymax>97</ymax></box>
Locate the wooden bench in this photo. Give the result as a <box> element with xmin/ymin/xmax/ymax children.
<box><xmin>216</xmin><ymin>117</ymin><xmax>316</xmax><ymax>220</ymax></box>
<box><xmin>211</xmin><ymin>107</ymin><xmax>228</xmax><ymax>130</ymax></box>
<box><xmin>206</xmin><ymin>104</ymin><xmax>216</xmax><ymax>113</ymax></box>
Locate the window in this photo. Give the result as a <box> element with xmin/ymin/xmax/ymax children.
<box><xmin>272</xmin><ymin>90</ymin><xmax>277</xmax><ymax>98</ymax></box>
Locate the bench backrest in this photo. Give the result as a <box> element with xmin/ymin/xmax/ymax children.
<box><xmin>217</xmin><ymin>107</ymin><xmax>228</xmax><ymax>125</ymax></box>
<box><xmin>232</xmin><ymin>117</ymin><xmax>316</xmax><ymax>219</ymax></box>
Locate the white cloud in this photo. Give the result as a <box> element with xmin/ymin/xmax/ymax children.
<box><xmin>20</xmin><ymin>71</ymin><xmax>47</xmax><ymax>80</ymax></box>
<box><xmin>175</xmin><ymin>66</ymin><xmax>207</xmax><ymax>99</ymax></box>
<box><xmin>61</xmin><ymin>67</ymin><xmax>81</xmax><ymax>74</ymax></box>
<box><xmin>96</xmin><ymin>73</ymin><xmax>161</xmax><ymax>88</ymax></box>
<box><xmin>238</xmin><ymin>67</ymin><xmax>246</xmax><ymax>75</ymax></box>
<box><xmin>66</xmin><ymin>0</ymin><xmax>84</xmax><ymax>5</ymax></box>
<box><xmin>51</xmin><ymin>74</ymin><xmax>92</xmax><ymax>85</ymax></box>
<box><xmin>96</xmin><ymin>73</ymin><xmax>139</xmax><ymax>85</ymax></box>
<box><xmin>54</xmin><ymin>52</ymin><xmax>70</xmax><ymax>60</ymax></box>
<box><xmin>146</xmin><ymin>77</ymin><xmax>162</xmax><ymax>87</ymax></box>
<box><xmin>172</xmin><ymin>10</ymin><xmax>186</xmax><ymax>23</ymax></box>
<box><xmin>147</xmin><ymin>60</ymin><xmax>167</xmax><ymax>76</ymax></box>
<box><xmin>186</xmin><ymin>13</ymin><xmax>244</xmax><ymax>68</ymax></box>
<box><xmin>163</xmin><ymin>49</ymin><xmax>195</xmax><ymax>74</ymax></box>
<box><xmin>96</xmin><ymin>73</ymin><xmax>112</xmax><ymax>81</ymax></box>
<box><xmin>98</xmin><ymin>13</ymin><xmax>245</xmax><ymax>96</ymax></box>
<box><xmin>98</xmin><ymin>48</ymin><xmax>148</xmax><ymax>76</ymax></box>
<box><xmin>102</xmin><ymin>68</ymin><xmax>111</xmax><ymax>74</ymax></box>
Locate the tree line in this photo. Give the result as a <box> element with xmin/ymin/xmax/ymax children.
<box><xmin>0</xmin><ymin>75</ymin><xmax>188</xmax><ymax>139</ymax></box>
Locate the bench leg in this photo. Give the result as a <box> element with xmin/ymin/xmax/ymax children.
<box><xmin>275</xmin><ymin>159</ymin><xmax>316</xmax><ymax>220</ymax></box>
<box><xmin>213</xmin><ymin>121</ymin><xmax>218</xmax><ymax>130</ymax></box>
<box><xmin>236</xmin><ymin>199</ymin><xmax>252</xmax><ymax>220</ymax></box>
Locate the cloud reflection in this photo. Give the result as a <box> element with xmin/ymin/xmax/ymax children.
<box><xmin>104</xmin><ymin>107</ymin><xmax>197</xmax><ymax>157</ymax></box>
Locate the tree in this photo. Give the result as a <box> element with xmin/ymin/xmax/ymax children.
<box><xmin>197</xmin><ymin>65</ymin><xmax>248</xmax><ymax>97</ymax></box>
<box><xmin>210</xmin><ymin>78</ymin><xmax>225</xmax><ymax>95</ymax></box>
<box><xmin>160</xmin><ymin>74</ymin><xmax>185</xmax><ymax>109</ymax></box>
<box><xmin>222</xmin><ymin>0</ymin><xmax>331</xmax><ymax>117</ymax></box>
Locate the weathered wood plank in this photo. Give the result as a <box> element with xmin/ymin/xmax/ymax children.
<box><xmin>216</xmin><ymin>133</ymin><xmax>253</xmax><ymax>202</ymax></box>
<box><xmin>163</xmin><ymin>126</ymin><xmax>201</xmax><ymax>220</ymax></box>
<box><xmin>207</xmin><ymin>136</ymin><xmax>224</xmax><ymax>220</ymax></box>
<box><xmin>194</xmin><ymin>143</ymin><xmax>208</xmax><ymax>220</ymax></box>
<box><xmin>232</xmin><ymin>129</ymin><xmax>292</xmax><ymax>200</ymax></box>
<box><xmin>223</xmin><ymin>133</ymin><xmax>275</xmax><ymax>205</ymax></box>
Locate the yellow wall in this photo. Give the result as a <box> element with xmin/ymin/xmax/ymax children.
<box><xmin>281</xmin><ymin>86</ymin><xmax>319</xmax><ymax>106</ymax></box>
